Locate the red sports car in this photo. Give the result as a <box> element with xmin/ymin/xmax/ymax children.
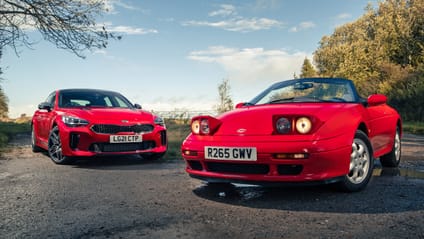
<box><xmin>31</xmin><ymin>89</ymin><xmax>167</xmax><ymax>164</ymax></box>
<box><xmin>181</xmin><ymin>78</ymin><xmax>402</xmax><ymax>192</ymax></box>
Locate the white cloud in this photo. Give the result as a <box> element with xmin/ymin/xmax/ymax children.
<box><xmin>252</xmin><ymin>0</ymin><xmax>281</xmax><ymax>11</ymax></box>
<box><xmin>289</xmin><ymin>21</ymin><xmax>316</xmax><ymax>32</ymax></box>
<box><xmin>336</xmin><ymin>13</ymin><xmax>352</xmax><ymax>20</ymax></box>
<box><xmin>183</xmin><ymin>4</ymin><xmax>283</xmax><ymax>32</ymax></box>
<box><xmin>104</xmin><ymin>0</ymin><xmax>148</xmax><ymax>14</ymax></box>
<box><xmin>108</xmin><ymin>25</ymin><xmax>158</xmax><ymax>35</ymax></box>
<box><xmin>188</xmin><ymin>46</ymin><xmax>311</xmax><ymax>83</ymax></box>
<box><xmin>209</xmin><ymin>4</ymin><xmax>237</xmax><ymax>17</ymax></box>
<box><xmin>102</xmin><ymin>22</ymin><xmax>158</xmax><ymax>35</ymax></box>
<box><xmin>183</xmin><ymin>17</ymin><xmax>283</xmax><ymax>32</ymax></box>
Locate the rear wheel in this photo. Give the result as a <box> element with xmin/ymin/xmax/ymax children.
<box><xmin>31</xmin><ymin>125</ymin><xmax>43</xmax><ymax>153</ymax></box>
<box><xmin>48</xmin><ymin>126</ymin><xmax>74</xmax><ymax>164</ymax></box>
<box><xmin>380</xmin><ymin>127</ymin><xmax>401</xmax><ymax>167</ymax></box>
<box><xmin>337</xmin><ymin>130</ymin><xmax>374</xmax><ymax>192</ymax></box>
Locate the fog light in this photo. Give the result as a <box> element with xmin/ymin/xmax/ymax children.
<box><xmin>183</xmin><ymin>150</ymin><xmax>198</xmax><ymax>156</ymax></box>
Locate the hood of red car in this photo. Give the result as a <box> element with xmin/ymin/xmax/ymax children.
<box><xmin>61</xmin><ymin>107</ymin><xmax>154</xmax><ymax>124</ymax></box>
<box><xmin>215</xmin><ymin>103</ymin><xmax>356</xmax><ymax>136</ymax></box>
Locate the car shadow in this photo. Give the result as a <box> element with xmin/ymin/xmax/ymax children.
<box><xmin>71</xmin><ymin>155</ymin><xmax>181</xmax><ymax>170</ymax></box>
<box><xmin>192</xmin><ymin>167</ymin><xmax>424</xmax><ymax>214</ymax></box>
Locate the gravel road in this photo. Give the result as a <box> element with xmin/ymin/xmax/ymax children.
<box><xmin>0</xmin><ymin>133</ymin><xmax>423</xmax><ymax>239</ymax></box>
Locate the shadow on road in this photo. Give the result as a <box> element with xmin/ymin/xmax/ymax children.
<box><xmin>192</xmin><ymin>168</ymin><xmax>424</xmax><ymax>214</ymax></box>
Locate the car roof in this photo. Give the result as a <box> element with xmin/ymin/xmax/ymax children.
<box><xmin>57</xmin><ymin>89</ymin><xmax>121</xmax><ymax>95</ymax></box>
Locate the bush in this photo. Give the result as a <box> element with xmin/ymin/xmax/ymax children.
<box><xmin>162</xmin><ymin>119</ymin><xmax>191</xmax><ymax>160</ymax></box>
<box><xmin>403</xmin><ymin>122</ymin><xmax>424</xmax><ymax>135</ymax></box>
<box><xmin>0</xmin><ymin>122</ymin><xmax>31</xmax><ymax>150</ymax></box>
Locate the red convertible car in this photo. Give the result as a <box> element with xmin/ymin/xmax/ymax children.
<box><xmin>181</xmin><ymin>78</ymin><xmax>401</xmax><ymax>192</ymax></box>
<box><xmin>32</xmin><ymin>89</ymin><xmax>167</xmax><ymax>164</ymax></box>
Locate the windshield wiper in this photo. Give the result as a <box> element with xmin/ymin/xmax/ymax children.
<box><xmin>267</xmin><ymin>97</ymin><xmax>295</xmax><ymax>104</ymax></box>
<box><xmin>268</xmin><ymin>97</ymin><xmax>325</xmax><ymax>104</ymax></box>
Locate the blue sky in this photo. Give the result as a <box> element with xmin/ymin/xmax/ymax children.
<box><xmin>2</xmin><ymin>0</ymin><xmax>376</xmax><ymax>118</ymax></box>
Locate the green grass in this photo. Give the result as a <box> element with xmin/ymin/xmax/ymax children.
<box><xmin>403</xmin><ymin>121</ymin><xmax>424</xmax><ymax>135</ymax></box>
<box><xmin>162</xmin><ymin>119</ymin><xmax>191</xmax><ymax>160</ymax></box>
<box><xmin>0</xmin><ymin>121</ymin><xmax>31</xmax><ymax>150</ymax></box>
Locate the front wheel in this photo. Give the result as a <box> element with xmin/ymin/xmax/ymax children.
<box><xmin>48</xmin><ymin>126</ymin><xmax>74</xmax><ymax>164</ymax></box>
<box><xmin>337</xmin><ymin>130</ymin><xmax>374</xmax><ymax>192</ymax></box>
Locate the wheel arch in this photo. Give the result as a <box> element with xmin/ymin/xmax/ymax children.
<box><xmin>357</xmin><ymin>122</ymin><xmax>369</xmax><ymax>136</ymax></box>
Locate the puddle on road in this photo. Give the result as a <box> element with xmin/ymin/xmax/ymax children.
<box><xmin>373</xmin><ymin>167</ymin><xmax>424</xmax><ymax>179</ymax></box>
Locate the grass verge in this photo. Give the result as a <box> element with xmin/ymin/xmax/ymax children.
<box><xmin>403</xmin><ymin>121</ymin><xmax>424</xmax><ymax>135</ymax></box>
<box><xmin>0</xmin><ymin>121</ymin><xmax>31</xmax><ymax>151</ymax></box>
<box><xmin>162</xmin><ymin>119</ymin><xmax>191</xmax><ymax>160</ymax></box>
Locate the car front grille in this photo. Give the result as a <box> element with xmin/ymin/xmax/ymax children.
<box><xmin>91</xmin><ymin>124</ymin><xmax>154</xmax><ymax>134</ymax></box>
<box><xmin>206</xmin><ymin>162</ymin><xmax>270</xmax><ymax>175</ymax></box>
<box><xmin>191</xmin><ymin>162</ymin><xmax>303</xmax><ymax>176</ymax></box>
<box><xmin>89</xmin><ymin>141</ymin><xmax>156</xmax><ymax>153</ymax></box>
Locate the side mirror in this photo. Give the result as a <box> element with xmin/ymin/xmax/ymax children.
<box><xmin>367</xmin><ymin>94</ymin><xmax>387</xmax><ymax>106</ymax></box>
<box><xmin>38</xmin><ymin>102</ymin><xmax>52</xmax><ymax>111</ymax></box>
<box><xmin>134</xmin><ymin>103</ymin><xmax>142</xmax><ymax>109</ymax></box>
<box><xmin>235</xmin><ymin>102</ymin><xmax>245</xmax><ymax>109</ymax></box>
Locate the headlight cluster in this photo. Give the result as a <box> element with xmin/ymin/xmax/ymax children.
<box><xmin>154</xmin><ymin>117</ymin><xmax>165</xmax><ymax>127</ymax></box>
<box><xmin>191</xmin><ymin>116</ymin><xmax>221</xmax><ymax>135</ymax></box>
<box><xmin>191</xmin><ymin>119</ymin><xmax>210</xmax><ymax>135</ymax></box>
<box><xmin>62</xmin><ymin>115</ymin><xmax>89</xmax><ymax>127</ymax></box>
<box><xmin>275</xmin><ymin>116</ymin><xmax>312</xmax><ymax>134</ymax></box>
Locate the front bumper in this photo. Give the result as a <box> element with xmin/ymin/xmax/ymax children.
<box><xmin>181</xmin><ymin>133</ymin><xmax>352</xmax><ymax>183</ymax></box>
<box><xmin>59</xmin><ymin>122</ymin><xmax>167</xmax><ymax>157</ymax></box>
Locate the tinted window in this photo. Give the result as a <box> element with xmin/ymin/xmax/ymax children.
<box><xmin>250</xmin><ymin>79</ymin><xmax>357</xmax><ymax>105</ymax></box>
<box><xmin>59</xmin><ymin>91</ymin><xmax>134</xmax><ymax>108</ymax></box>
<box><xmin>45</xmin><ymin>92</ymin><xmax>56</xmax><ymax>107</ymax></box>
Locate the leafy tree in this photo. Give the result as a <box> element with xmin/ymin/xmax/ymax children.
<box><xmin>0</xmin><ymin>85</ymin><xmax>8</xmax><ymax>119</ymax></box>
<box><xmin>0</xmin><ymin>0</ymin><xmax>119</xmax><ymax>58</ymax></box>
<box><xmin>299</xmin><ymin>57</ymin><xmax>318</xmax><ymax>78</ymax></box>
<box><xmin>0</xmin><ymin>49</ymin><xmax>6</xmax><ymax>119</ymax></box>
<box><xmin>215</xmin><ymin>78</ymin><xmax>234</xmax><ymax>114</ymax></box>
<box><xmin>0</xmin><ymin>0</ymin><xmax>120</xmax><ymax>119</ymax></box>
<box><xmin>313</xmin><ymin>0</ymin><xmax>424</xmax><ymax>120</ymax></box>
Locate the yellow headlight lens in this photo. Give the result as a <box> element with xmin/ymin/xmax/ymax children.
<box><xmin>191</xmin><ymin>120</ymin><xmax>200</xmax><ymax>134</ymax></box>
<box><xmin>295</xmin><ymin>117</ymin><xmax>312</xmax><ymax>134</ymax></box>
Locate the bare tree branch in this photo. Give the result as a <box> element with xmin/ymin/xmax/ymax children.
<box><xmin>0</xmin><ymin>0</ymin><xmax>120</xmax><ymax>58</ymax></box>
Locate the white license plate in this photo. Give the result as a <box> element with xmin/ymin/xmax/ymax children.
<box><xmin>205</xmin><ymin>146</ymin><xmax>257</xmax><ymax>161</ymax></box>
<box><xmin>110</xmin><ymin>135</ymin><xmax>142</xmax><ymax>143</ymax></box>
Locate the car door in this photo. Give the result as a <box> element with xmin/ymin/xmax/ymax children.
<box><xmin>36</xmin><ymin>92</ymin><xmax>57</xmax><ymax>143</ymax></box>
<box><xmin>365</xmin><ymin>96</ymin><xmax>393</xmax><ymax>153</ymax></box>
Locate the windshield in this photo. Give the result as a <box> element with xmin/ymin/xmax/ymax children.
<box><xmin>250</xmin><ymin>79</ymin><xmax>357</xmax><ymax>105</ymax></box>
<box><xmin>59</xmin><ymin>90</ymin><xmax>134</xmax><ymax>109</ymax></box>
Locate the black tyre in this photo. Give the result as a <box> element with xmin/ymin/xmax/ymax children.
<box><xmin>31</xmin><ymin>125</ymin><xmax>44</xmax><ymax>153</ymax></box>
<box><xmin>48</xmin><ymin>126</ymin><xmax>74</xmax><ymax>164</ymax></box>
<box><xmin>337</xmin><ymin>130</ymin><xmax>374</xmax><ymax>192</ymax></box>
<box><xmin>380</xmin><ymin>127</ymin><xmax>401</xmax><ymax>167</ymax></box>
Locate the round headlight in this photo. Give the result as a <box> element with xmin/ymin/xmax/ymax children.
<box><xmin>296</xmin><ymin>117</ymin><xmax>312</xmax><ymax>134</ymax></box>
<box><xmin>200</xmin><ymin>119</ymin><xmax>210</xmax><ymax>135</ymax></box>
<box><xmin>276</xmin><ymin>117</ymin><xmax>291</xmax><ymax>134</ymax></box>
<box><xmin>191</xmin><ymin>120</ymin><xmax>200</xmax><ymax>134</ymax></box>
